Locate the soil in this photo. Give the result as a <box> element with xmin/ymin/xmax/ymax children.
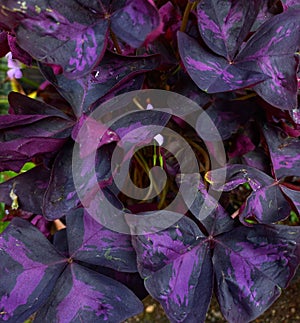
<box><xmin>124</xmin><ymin>269</ymin><xmax>300</xmax><ymax>323</ymax></box>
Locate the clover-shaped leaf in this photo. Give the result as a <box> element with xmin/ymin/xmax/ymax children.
<box><xmin>132</xmin><ymin>192</ymin><xmax>300</xmax><ymax>323</ymax></box>
<box><xmin>206</xmin><ymin>164</ymin><xmax>298</xmax><ymax>224</ymax></box>
<box><xmin>0</xmin><ymin>0</ymin><xmax>160</xmax><ymax>79</ymax></box>
<box><xmin>179</xmin><ymin>7</ymin><xmax>300</xmax><ymax>109</ymax></box>
<box><xmin>0</xmin><ymin>209</ymin><xmax>143</xmax><ymax>322</ymax></box>
<box><xmin>197</xmin><ymin>0</ymin><xmax>261</xmax><ymax>60</ymax></box>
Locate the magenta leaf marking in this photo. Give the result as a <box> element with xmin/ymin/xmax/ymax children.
<box><xmin>133</xmin><ymin>210</ymin><xmax>300</xmax><ymax>323</ymax></box>
<box><xmin>263</xmin><ymin>124</ymin><xmax>300</xmax><ymax>179</ymax></box>
<box><xmin>214</xmin><ymin>224</ymin><xmax>300</xmax><ymax>322</ymax></box>
<box><xmin>206</xmin><ymin>164</ymin><xmax>292</xmax><ymax>224</ymax></box>
<box><xmin>178</xmin><ymin>32</ymin><xmax>267</xmax><ymax>93</ymax></box>
<box><xmin>67</xmin><ymin>209</ymin><xmax>137</xmax><ymax>272</ymax></box>
<box><xmin>197</xmin><ymin>0</ymin><xmax>261</xmax><ymax>60</ymax></box>
<box><xmin>237</xmin><ymin>9</ymin><xmax>300</xmax><ymax>109</ymax></box>
<box><xmin>0</xmin><ymin>218</ymin><xmax>66</xmax><ymax>322</ymax></box>
<box><xmin>35</xmin><ymin>264</ymin><xmax>143</xmax><ymax>323</ymax></box>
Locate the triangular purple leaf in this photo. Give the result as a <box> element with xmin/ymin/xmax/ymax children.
<box><xmin>1</xmin><ymin>1</ymin><xmax>109</xmax><ymax>79</ymax></box>
<box><xmin>66</xmin><ymin>209</ymin><xmax>137</xmax><ymax>272</ymax></box>
<box><xmin>196</xmin><ymin>98</ymin><xmax>257</xmax><ymax>140</ymax></box>
<box><xmin>0</xmin><ymin>137</ymin><xmax>67</xmax><ymax>172</ymax></box>
<box><xmin>34</xmin><ymin>264</ymin><xmax>143</xmax><ymax>323</ymax></box>
<box><xmin>236</xmin><ymin>8</ymin><xmax>300</xmax><ymax>109</ymax></box>
<box><xmin>111</xmin><ymin>0</ymin><xmax>160</xmax><ymax>48</ymax></box>
<box><xmin>145</xmin><ymin>243</ymin><xmax>213</xmax><ymax>323</ymax></box>
<box><xmin>178</xmin><ymin>32</ymin><xmax>268</xmax><ymax>93</ymax></box>
<box><xmin>263</xmin><ymin>124</ymin><xmax>300</xmax><ymax>179</ymax></box>
<box><xmin>132</xmin><ymin>216</ymin><xmax>213</xmax><ymax>322</ymax></box>
<box><xmin>197</xmin><ymin>0</ymin><xmax>261</xmax><ymax>60</ymax></box>
<box><xmin>207</xmin><ymin>164</ymin><xmax>292</xmax><ymax>223</ymax></box>
<box><xmin>0</xmin><ymin>218</ymin><xmax>66</xmax><ymax>322</ymax></box>
<box><xmin>39</xmin><ymin>53</ymin><xmax>160</xmax><ymax>116</ymax></box>
<box><xmin>280</xmin><ymin>185</ymin><xmax>300</xmax><ymax>215</ymax></box>
<box><xmin>8</xmin><ymin>92</ymin><xmax>73</xmax><ymax>119</ymax></box>
<box><xmin>43</xmin><ymin>141</ymin><xmax>78</xmax><ymax>220</ymax></box>
<box><xmin>214</xmin><ymin>224</ymin><xmax>300</xmax><ymax>322</ymax></box>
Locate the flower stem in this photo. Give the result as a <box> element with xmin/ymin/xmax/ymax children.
<box><xmin>110</xmin><ymin>29</ymin><xmax>122</xmax><ymax>54</ymax></box>
<box><xmin>180</xmin><ymin>1</ymin><xmax>199</xmax><ymax>32</ymax></box>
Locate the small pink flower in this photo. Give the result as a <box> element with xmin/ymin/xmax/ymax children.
<box><xmin>5</xmin><ymin>52</ymin><xmax>23</xmax><ymax>79</ymax></box>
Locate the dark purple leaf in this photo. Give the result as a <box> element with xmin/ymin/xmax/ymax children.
<box><xmin>2</xmin><ymin>1</ymin><xmax>109</xmax><ymax>79</ymax></box>
<box><xmin>178</xmin><ymin>32</ymin><xmax>268</xmax><ymax>93</ymax></box>
<box><xmin>214</xmin><ymin>224</ymin><xmax>300</xmax><ymax>322</ymax></box>
<box><xmin>263</xmin><ymin>124</ymin><xmax>300</xmax><ymax>179</ymax></box>
<box><xmin>111</xmin><ymin>109</ymin><xmax>170</xmax><ymax>140</ymax></box>
<box><xmin>173</xmin><ymin>72</ymin><xmax>212</xmax><ymax>107</ymax></box>
<box><xmin>0</xmin><ymin>114</ymin><xmax>53</xmax><ymax>130</ymax></box>
<box><xmin>93</xmin><ymin>74</ymin><xmax>145</xmax><ymax>111</ymax></box>
<box><xmin>0</xmin><ymin>165</ymin><xmax>50</xmax><ymax>214</ymax></box>
<box><xmin>240</xmin><ymin>183</ymin><xmax>291</xmax><ymax>224</ymax></box>
<box><xmin>34</xmin><ymin>264</ymin><xmax>143</xmax><ymax>323</ymax></box>
<box><xmin>197</xmin><ymin>0</ymin><xmax>261</xmax><ymax>60</ymax></box>
<box><xmin>1</xmin><ymin>0</ymin><xmax>160</xmax><ymax>79</ymax></box>
<box><xmin>196</xmin><ymin>98</ymin><xmax>257</xmax><ymax>140</ymax></box>
<box><xmin>0</xmin><ymin>218</ymin><xmax>66</xmax><ymax>323</ymax></box>
<box><xmin>39</xmin><ymin>53</ymin><xmax>160</xmax><ymax>116</ymax></box>
<box><xmin>236</xmin><ymin>9</ymin><xmax>300</xmax><ymax>109</ymax></box>
<box><xmin>251</xmin><ymin>1</ymin><xmax>275</xmax><ymax>31</ymax></box>
<box><xmin>228</xmin><ymin>134</ymin><xmax>256</xmax><ymax>158</ymax></box>
<box><xmin>206</xmin><ymin>164</ymin><xmax>272</xmax><ymax>192</ymax></box>
<box><xmin>145</xmin><ymin>242</ymin><xmax>213</xmax><ymax>323</ymax></box>
<box><xmin>280</xmin><ymin>185</ymin><xmax>300</xmax><ymax>215</ymax></box>
<box><xmin>111</xmin><ymin>0</ymin><xmax>160</xmax><ymax>48</ymax></box>
<box><xmin>189</xmin><ymin>180</ymin><xmax>235</xmax><ymax>234</ymax></box>
<box><xmin>95</xmin><ymin>266</ymin><xmax>148</xmax><ymax>300</ymax></box>
<box><xmin>241</xmin><ymin>148</ymin><xmax>271</xmax><ymax>174</ymax></box>
<box><xmin>66</xmin><ymin>208</ymin><xmax>137</xmax><ymax>272</ymax></box>
<box><xmin>43</xmin><ymin>141</ymin><xmax>78</xmax><ymax>220</ymax></box>
<box><xmin>0</xmin><ymin>214</ymin><xmax>143</xmax><ymax>323</ymax></box>
<box><xmin>0</xmin><ymin>93</ymin><xmax>74</xmax><ymax>171</ymax></box>
<box><xmin>8</xmin><ymin>92</ymin><xmax>73</xmax><ymax>119</ymax></box>
<box><xmin>132</xmin><ymin>184</ymin><xmax>300</xmax><ymax>322</ymax></box>
<box><xmin>206</xmin><ymin>165</ymin><xmax>292</xmax><ymax>223</ymax></box>
<box><xmin>0</xmin><ymin>137</ymin><xmax>67</xmax><ymax>172</ymax></box>
<box><xmin>132</xmin><ymin>216</ymin><xmax>212</xmax><ymax>322</ymax></box>
<box><xmin>0</xmin><ymin>114</ymin><xmax>73</xmax><ymax>139</ymax></box>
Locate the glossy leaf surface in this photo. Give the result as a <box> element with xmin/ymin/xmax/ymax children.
<box><xmin>132</xmin><ymin>202</ymin><xmax>300</xmax><ymax>323</ymax></box>
<box><xmin>178</xmin><ymin>32</ymin><xmax>267</xmax><ymax>93</ymax></box>
<box><xmin>197</xmin><ymin>0</ymin><xmax>261</xmax><ymax>60</ymax></box>
<box><xmin>0</xmin><ymin>218</ymin><xmax>66</xmax><ymax>322</ymax></box>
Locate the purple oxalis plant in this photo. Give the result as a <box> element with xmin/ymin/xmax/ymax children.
<box><xmin>0</xmin><ymin>0</ymin><xmax>300</xmax><ymax>322</ymax></box>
